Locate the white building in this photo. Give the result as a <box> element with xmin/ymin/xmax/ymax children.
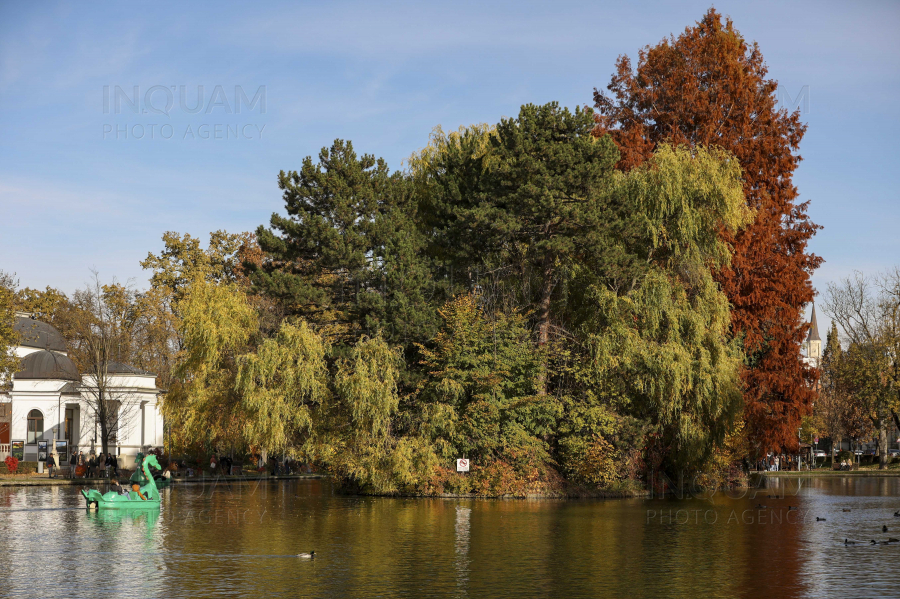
<box><xmin>0</xmin><ymin>314</ymin><xmax>164</xmax><ymax>466</ymax></box>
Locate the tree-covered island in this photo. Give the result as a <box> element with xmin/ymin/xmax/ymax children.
<box><xmin>3</xmin><ymin>10</ymin><xmax>828</xmax><ymax>496</ymax></box>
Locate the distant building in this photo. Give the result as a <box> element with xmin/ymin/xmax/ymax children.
<box><xmin>0</xmin><ymin>313</ymin><xmax>164</xmax><ymax>466</ymax></box>
<box><xmin>799</xmin><ymin>305</ymin><xmax>900</xmax><ymax>454</ymax></box>
<box><xmin>802</xmin><ymin>303</ymin><xmax>822</xmax><ymax>369</ymax></box>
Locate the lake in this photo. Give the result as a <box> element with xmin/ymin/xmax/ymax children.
<box><xmin>1</xmin><ymin>476</ymin><xmax>898</xmax><ymax>598</ymax></box>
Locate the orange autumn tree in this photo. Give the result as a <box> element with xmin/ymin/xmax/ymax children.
<box><xmin>592</xmin><ymin>9</ymin><xmax>822</xmax><ymax>454</ymax></box>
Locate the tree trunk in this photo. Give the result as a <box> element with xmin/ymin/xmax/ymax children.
<box><xmin>535</xmin><ymin>258</ymin><xmax>555</xmax><ymax>396</ymax></box>
<box><xmin>100</xmin><ymin>419</ymin><xmax>109</xmax><ymax>456</ymax></box>
<box><xmin>98</xmin><ymin>385</ymin><xmax>111</xmax><ymax>457</ymax></box>
<box><xmin>879</xmin><ymin>420</ymin><xmax>888</xmax><ymax>470</ymax></box>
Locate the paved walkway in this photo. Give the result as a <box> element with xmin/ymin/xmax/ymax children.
<box><xmin>0</xmin><ymin>473</ymin><xmax>326</xmax><ymax>486</ymax></box>
<box><xmin>756</xmin><ymin>469</ymin><xmax>900</xmax><ymax>477</ymax></box>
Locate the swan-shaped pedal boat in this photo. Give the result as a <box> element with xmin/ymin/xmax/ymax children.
<box><xmin>81</xmin><ymin>454</ymin><xmax>163</xmax><ymax>510</ymax></box>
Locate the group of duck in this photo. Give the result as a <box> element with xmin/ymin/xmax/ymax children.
<box><xmin>753</xmin><ymin>496</ymin><xmax>900</xmax><ymax>546</ymax></box>
<box><xmin>842</xmin><ymin>510</ymin><xmax>900</xmax><ymax>546</ymax></box>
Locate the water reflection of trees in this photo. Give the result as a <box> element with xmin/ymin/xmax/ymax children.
<box><xmin>4</xmin><ymin>479</ymin><xmax>900</xmax><ymax>597</ymax></box>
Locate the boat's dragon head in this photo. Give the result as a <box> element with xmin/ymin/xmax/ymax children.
<box><xmin>141</xmin><ymin>453</ymin><xmax>163</xmax><ymax>497</ymax></box>
<box><xmin>81</xmin><ymin>488</ymin><xmax>104</xmax><ymax>506</ymax></box>
<box><xmin>143</xmin><ymin>454</ymin><xmax>162</xmax><ymax>472</ymax></box>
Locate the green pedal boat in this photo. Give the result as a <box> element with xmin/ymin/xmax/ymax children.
<box><xmin>81</xmin><ymin>454</ymin><xmax>163</xmax><ymax>509</ymax></box>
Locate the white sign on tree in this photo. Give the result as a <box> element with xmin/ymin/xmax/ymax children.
<box><xmin>456</xmin><ymin>459</ymin><xmax>470</xmax><ymax>472</ymax></box>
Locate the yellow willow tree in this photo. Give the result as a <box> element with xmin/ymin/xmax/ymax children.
<box><xmin>313</xmin><ymin>336</ymin><xmax>438</xmax><ymax>494</ymax></box>
<box><xmin>165</xmin><ymin>278</ymin><xmax>258</xmax><ymax>451</ymax></box>
<box><xmin>170</xmin><ymin>276</ymin><xmax>420</xmax><ymax>480</ymax></box>
<box><xmin>570</xmin><ymin>145</ymin><xmax>752</xmax><ymax>475</ymax></box>
<box><xmin>405</xmin><ymin>123</ymin><xmax>497</xmax><ymax>178</ymax></box>
<box><xmin>235</xmin><ymin>320</ymin><xmax>329</xmax><ymax>454</ymax></box>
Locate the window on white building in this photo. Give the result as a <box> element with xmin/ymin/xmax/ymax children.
<box><xmin>64</xmin><ymin>408</ymin><xmax>74</xmax><ymax>444</ymax></box>
<box><xmin>27</xmin><ymin>409</ymin><xmax>43</xmax><ymax>444</ymax></box>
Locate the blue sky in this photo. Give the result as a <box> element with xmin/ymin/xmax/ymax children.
<box><xmin>1</xmin><ymin>0</ymin><xmax>898</xmax><ymax>330</ymax></box>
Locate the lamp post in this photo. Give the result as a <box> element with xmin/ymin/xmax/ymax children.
<box><xmin>814</xmin><ymin>437</ymin><xmax>819</xmax><ymax>469</ymax></box>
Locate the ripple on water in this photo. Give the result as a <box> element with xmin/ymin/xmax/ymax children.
<box><xmin>0</xmin><ymin>476</ymin><xmax>899</xmax><ymax>598</ymax></box>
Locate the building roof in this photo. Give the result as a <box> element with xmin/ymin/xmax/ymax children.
<box><xmin>13</xmin><ymin>316</ymin><xmax>68</xmax><ymax>352</ymax></box>
<box><xmin>106</xmin><ymin>361</ymin><xmax>155</xmax><ymax>376</ymax></box>
<box><xmin>807</xmin><ymin>304</ymin><xmax>821</xmax><ymax>343</ymax></box>
<box><xmin>15</xmin><ymin>350</ymin><xmax>80</xmax><ymax>381</ymax></box>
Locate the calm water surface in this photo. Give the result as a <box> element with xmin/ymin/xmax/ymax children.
<box><xmin>1</xmin><ymin>477</ymin><xmax>899</xmax><ymax>598</ymax></box>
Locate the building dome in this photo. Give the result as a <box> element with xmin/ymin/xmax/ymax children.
<box><xmin>14</xmin><ymin>316</ymin><xmax>68</xmax><ymax>352</ymax></box>
<box><xmin>15</xmin><ymin>350</ymin><xmax>80</xmax><ymax>381</ymax></box>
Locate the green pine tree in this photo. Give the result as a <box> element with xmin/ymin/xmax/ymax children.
<box><xmin>424</xmin><ymin>102</ymin><xmax>620</xmax><ymax>393</ymax></box>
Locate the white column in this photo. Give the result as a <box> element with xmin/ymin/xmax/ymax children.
<box><xmin>154</xmin><ymin>404</ymin><xmax>164</xmax><ymax>446</ymax></box>
<box><xmin>140</xmin><ymin>401</ymin><xmax>147</xmax><ymax>448</ymax></box>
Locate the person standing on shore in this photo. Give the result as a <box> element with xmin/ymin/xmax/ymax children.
<box><xmin>69</xmin><ymin>451</ymin><xmax>77</xmax><ymax>478</ymax></box>
<box><xmin>47</xmin><ymin>452</ymin><xmax>56</xmax><ymax>478</ymax></box>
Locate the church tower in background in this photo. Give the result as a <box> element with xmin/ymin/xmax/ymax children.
<box><xmin>804</xmin><ymin>303</ymin><xmax>822</xmax><ymax>368</ymax></box>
